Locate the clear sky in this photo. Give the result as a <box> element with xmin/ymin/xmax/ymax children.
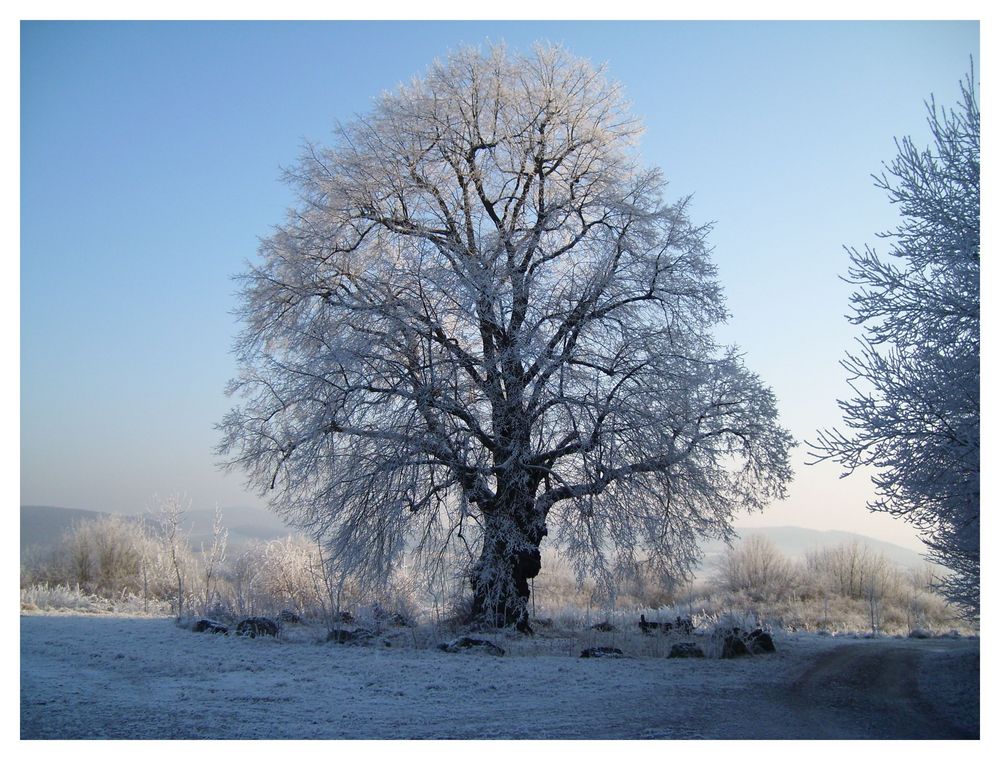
<box><xmin>20</xmin><ymin>20</ymin><xmax>979</xmax><ymax>551</ymax></box>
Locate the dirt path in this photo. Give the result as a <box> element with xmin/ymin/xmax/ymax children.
<box><xmin>775</xmin><ymin>640</ymin><xmax>979</xmax><ymax>739</ymax></box>
<box><xmin>624</xmin><ymin>637</ymin><xmax>980</xmax><ymax>740</ymax></box>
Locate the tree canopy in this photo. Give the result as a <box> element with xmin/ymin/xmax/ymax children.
<box><xmin>219</xmin><ymin>44</ymin><xmax>794</xmax><ymax>628</ymax></box>
<box><xmin>811</xmin><ymin>70</ymin><xmax>980</xmax><ymax>616</ymax></box>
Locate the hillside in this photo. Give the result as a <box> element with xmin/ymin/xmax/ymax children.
<box><xmin>21</xmin><ymin>505</ymin><xmax>929</xmax><ymax>572</ymax></box>
<box><xmin>20</xmin><ymin>504</ymin><xmax>299</xmax><ymax>555</ymax></box>
<box><xmin>20</xmin><ymin>505</ymin><xmax>108</xmax><ymax>552</ymax></box>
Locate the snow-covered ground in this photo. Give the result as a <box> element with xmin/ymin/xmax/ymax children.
<box><xmin>20</xmin><ymin>613</ymin><xmax>978</xmax><ymax>740</ymax></box>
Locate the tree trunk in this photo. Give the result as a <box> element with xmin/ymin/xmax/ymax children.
<box><xmin>469</xmin><ymin>493</ymin><xmax>546</xmax><ymax>632</ymax></box>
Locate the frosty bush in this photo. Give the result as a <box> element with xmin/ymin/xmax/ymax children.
<box><xmin>210</xmin><ymin>535</ymin><xmax>420</xmax><ymax>626</ymax></box>
<box><xmin>717</xmin><ymin>535</ymin><xmax>795</xmax><ymax>601</ymax></box>
<box><xmin>19</xmin><ymin>504</ymin><xmax>969</xmax><ymax>636</ymax></box>
<box><xmin>24</xmin><ymin>513</ymin><xmax>181</xmax><ymax>610</ymax></box>
<box><xmin>804</xmin><ymin>541</ymin><xmax>900</xmax><ymax>600</ymax></box>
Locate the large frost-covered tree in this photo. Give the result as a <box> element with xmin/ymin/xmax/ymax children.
<box><xmin>219</xmin><ymin>44</ymin><xmax>793</xmax><ymax>630</ymax></box>
<box><xmin>811</xmin><ymin>71</ymin><xmax>979</xmax><ymax>616</ymax></box>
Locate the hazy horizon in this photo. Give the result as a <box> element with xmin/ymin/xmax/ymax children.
<box><xmin>17</xmin><ymin>497</ymin><xmax>931</xmax><ymax>554</ymax></box>
<box><xmin>19</xmin><ymin>503</ymin><xmax>934</xmax><ymax>563</ymax></box>
<box><xmin>21</xmin><ymin>20</ymin><xmax>979</xmax><ymax>557</ymax></box>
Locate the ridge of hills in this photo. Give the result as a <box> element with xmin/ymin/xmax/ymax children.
<box><xmin>20</xmin><ymin>504</ymin><xmax>929</xmax><ymax>570</ymax></box>
<box><xmin>19</xmin><ymin>504</ymin><xmax>296</xmax><ymax>554</ymax></box>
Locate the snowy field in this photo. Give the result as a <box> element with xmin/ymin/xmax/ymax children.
<box><xmin>21</xmin><ymin>613</ymin><xmax>978</xmax><ymax>740</ymax></box>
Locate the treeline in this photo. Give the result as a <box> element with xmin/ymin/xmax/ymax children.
<box><xmin>710</xmin><ymin>535</ymin><xmax>952</xmax><ymax>633</ymax></box>
<box><xmin>527</xmin><ymin>535</ymin><xmax>963</xmax><ymax>635</ymax></box>
<box><xmin>20</xmin><ymin>508</ymin><xmax>966</xmax><ymax>635</ymax></box>
<box><xmin>19</xmin><ymin>505</ymin><xmax>416</xmax><ymax>625</ymax></box>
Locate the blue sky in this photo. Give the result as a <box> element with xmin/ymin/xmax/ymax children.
<box><xmin>20</xmin><ymin>21</ymin><xmax>979</xmax><ymax>550</ymax></box>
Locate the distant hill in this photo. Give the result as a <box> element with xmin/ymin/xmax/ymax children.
<box><xmin>22</xmin><ymin>506</ymin><xmax>930</xmax><ymax>574</ymax></box>
<box><xmin>698</xmin><ymin>526</ymin><xmax>931</xmax><ymax>577</ymax></box>
<box><xmin>182</xmin><ymin>507</ymin><xmax>299</xmax><ymax>549</ymax></box>
<box><xmin>20</xmin><ymin>504</ymin><xmax>300</xmax><ymax>555</ymax></box>
<box><xmin>21</xmin><ymin>505</ymin><xmax>110</xmax><ymax>553</ymax></box>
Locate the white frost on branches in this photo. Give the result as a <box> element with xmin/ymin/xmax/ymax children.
<box><xmin>812</xmin><ymin>69</ymin><xmax>980</xmax><ymax>616</ymax></box>
<box><xmin>218</xmin><ymin>44</ymin><xmax>793</xmax><ymax>625</ymax></box>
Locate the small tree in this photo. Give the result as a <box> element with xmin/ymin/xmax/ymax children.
<box><xmin>60</xmin><ymin>514</ymin><xmax>146</xmax><ymax>597</ymax></box>
<box><xmin>862</xmin><ymin>552</ymin><xmax>898</xmax><ymax>635</ymax></box>
<box><xmin>719</xmin><ymin>534</ymin><xmax>793</xmax><ymax>601</ymax></box>
<box><xmin>92</xmin><ymin>514</ymin><xmax>143</xmax><ymax>594</ymax></box>
<box><xmin>67</xmin><ymin>522</ymin><xmax>95</xmax><ymax>589</ymax></box>
<box><xmin>257</xmin><ymin>537</ymin><xmax>319</xmax><ymax>613</ymax></box>
<box><xmin>134</xmin><ymin>515</ymin><xmax>167</xmax><ymax>614</ymax></box>
<box><xmin>199</xmin><ymin>506</ymin><xmax>228</xmax><ymax>614</ymax></box>
<box><xmin>159</xmin><ymin>496</ymin><xmax>190</xmax><ymax>618</ymax></box>
<box><xmin>226</xmin><ymin>543</ymin><xmax>263</xmax><ymax>618</ymax></box>
<box><xmin>307</xmin><ymin>539</ymin><xmax>351</xmax><ymax>628</ymax></box>
<box><xmin>811</xmin><ymin>69</ymin><xmax>979</xmax><ymax>617</ymax></box>
<box><xmin>219</xmin><ymin>44</ymin><xmax>793</xmax><ymax>630</ymax></box>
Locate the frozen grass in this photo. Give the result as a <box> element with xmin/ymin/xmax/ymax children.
<box><xmin>20</xmin><ymin>613</ymin><xmax>979</xmax><ymax>739</ymax></box>
<box><xmin>526</xmin><ymin>554</ymin><xmax>975</xmax><ymax>638</ymax></box>
<box><xmin>26</xmin><ymin>519</ymin><xmax>973</xmax><ymax>637</ymax></box>
<box><xmin>20</xmin><ymin>583</ymin><xmax>101</xmax><ymax>612</ymax></box>
<box><xmin>20</xmin><ymin>583</ymin><xmax>172</xmax><ymax>616</ymax></box>
<box><xmin>21</xmin><ymin>535</ymin><xmax>974</xmax><ymax>638</ymax></box>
